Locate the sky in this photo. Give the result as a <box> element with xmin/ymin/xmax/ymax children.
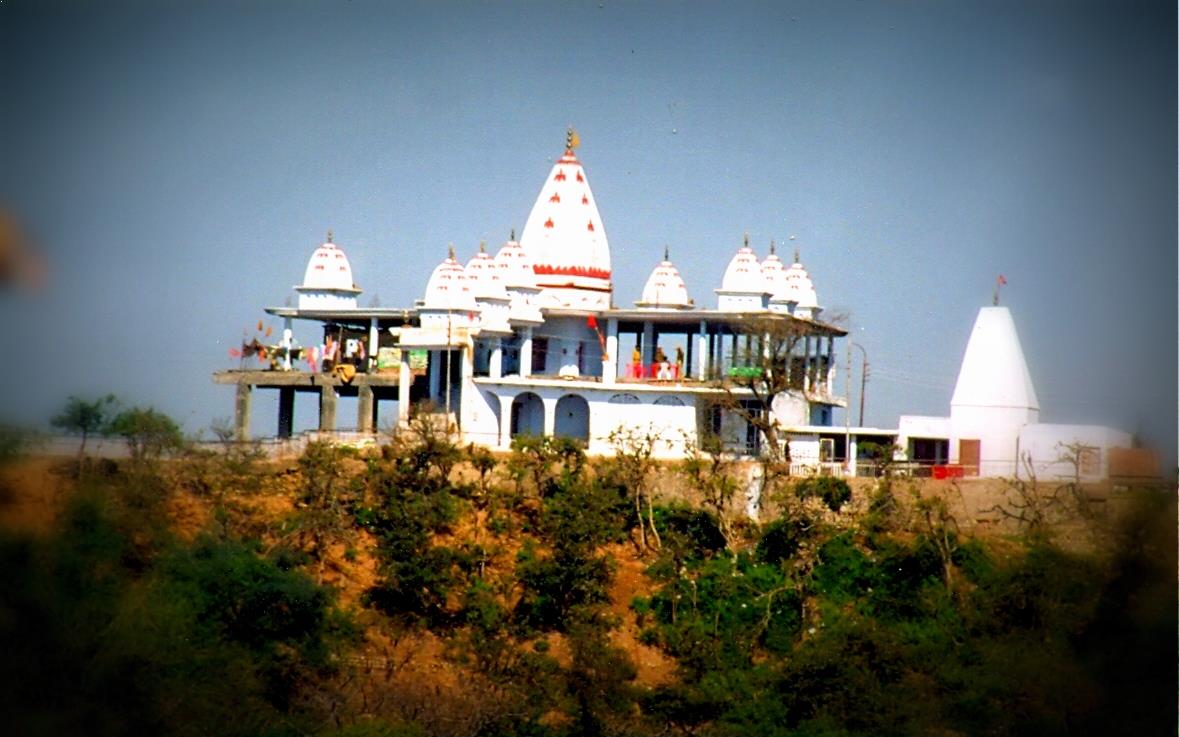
<box><xmin>1</xmin><ymin>0</ymin><xmax>1175</xmax><ymax>454</ymax></box>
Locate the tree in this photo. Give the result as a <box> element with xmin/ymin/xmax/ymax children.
<box><xmin>710</xmin><ymin>313</ymin><xmax>844</xmax><ymax>518</ymax></box>
<box><xmin>50</xmin><ymin>394</ymin><xmax>116</xmax><ymax>459</ymax></box>
<box><xmin>107</xmin><ymin>406</ymin><xmax>183</xmax><ymax>461</ymax></box>
<box><xmin>607</xmin><ymin>425</ymin><xmax>664</xmax><ymax>553</ymax></box>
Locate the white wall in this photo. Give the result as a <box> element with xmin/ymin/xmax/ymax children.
<box><xmin>1017</xmin><ymin>423</ymin><xmax>1132</xmax><ymax>482</ymax></box>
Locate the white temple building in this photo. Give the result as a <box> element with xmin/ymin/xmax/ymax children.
<box><xmin>217</xmin><ymin>129</ymin><xmax>1142</xmax><ymax>480</ymax></box>
<box><xmin>896</xmin><ymin>306</ymin><xmax>1133</xmax><ymax>480</ymax></box>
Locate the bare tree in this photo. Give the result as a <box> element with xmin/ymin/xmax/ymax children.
<box><xmin>709</xmin><ymin>312</ymin><xmax>845</xmax><ymax>518</ymax></box>
<box><xmin>608</xmin><ymin>425</ymin><xmax>664</xmax><ymax>553</ymax></box>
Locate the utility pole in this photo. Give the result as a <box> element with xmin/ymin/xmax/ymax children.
<box><xmin>850</xmin><ymin>342</ymin><xmax>868</xmax><ymax>427</ymax></box>
<box><xmin>844</xmin><ymin>340</ymin><xmax>851</xmax><ymax>475</ymax></box>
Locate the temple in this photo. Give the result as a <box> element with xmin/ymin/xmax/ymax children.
<box><xmin>214</xmin><ymin>130</ymin><xmax>1145</xmax><ymax>480</ymax></box>
<box><xmin>215</xmin><ymin>130</ymin><xmax>855</xmax><ymax>464</ymax></box>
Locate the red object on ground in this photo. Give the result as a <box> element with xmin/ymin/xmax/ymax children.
<box><xmin>932</xmin><ymin>465</ymin><xmax>965</xmax><ymax>479</ymax></box>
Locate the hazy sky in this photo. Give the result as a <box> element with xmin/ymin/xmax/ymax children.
<box><xmin>1</xmin><ymin>0</ymin><xmax>1174</xmax><ymax>452</ymax></box>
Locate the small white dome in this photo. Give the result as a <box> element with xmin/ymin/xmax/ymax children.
<box><xmin>423</xmin><ymin>249</ymin><xmax>477</xmax><ymax>311</ymax></box>
<box><xmin>300</xmin><ymin>233</ymin><xmax>359</xmax><ymax>292</ymax></box>
<box><xmin>465</xmin><ymin>243</ymin><xmax>508</xmax><ymax>300</ymax></box>
<box><xmin>493</xmin><ymin>233</ymin><xmax>537</xmax><ymax>289</ymax></box>
<box><xmin>720</xmin><ymin>237</ymin><xmax>768</xmax><ymax>294</ymax></box>
<box><xmin>761</xmin><ymin>243</ymin><xmax>789</xmax><ymax>299</ymax></box>
<box><xmin>783</xmin><ymin>252</ymin><xmax>819</xmax><ymax>310</ymax></box>
<box><xmin>636</xmin><ymin>249</ymin><xmax>691</xmax><ymax>308</ymax></box>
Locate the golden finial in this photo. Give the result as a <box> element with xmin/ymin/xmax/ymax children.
<box><xmin>566</xmin><ymin>126</ymin><xmax>580</xmax><ymax>150</ymax></box>
<box><xmin>769</xmin><ymin>239</ymin><xmax>776</xmax><ymax>255</ymax></box>
<box><xmin>510</xmin><ymin>227</ymin><xmax>516</xmax><ymax>241</ymax></box>
<box><xmin>663</xmin><ymin>245</ymin><xmax>670</xmax><ymax>261</ymax></box>
<box><xmin>479</xmin><ymin>240</ymin><xmax>486</xmax><ymax>254</ymax></box>
<box><xmin>743</xmin><ymin>231</ymin><xmax>749</xmax><ymax>248</ymax></box>
<box><xmin>447</xmin><ymin>242</ymin><xmax>455</xmax><ymax>259</ymax></box>
<box><xmin>326</xmin><ymin>229</ymin><xmax>333</xmax><ymax>243</ymax></box>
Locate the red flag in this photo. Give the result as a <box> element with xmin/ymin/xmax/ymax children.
<box><xmin>998</xmin><ymin>274</ymin><xmax>1007</xmax><ymax>285</ymax></box>
<box><xmin>586</xmin><ymin>314</ymin><xmax>598</xmax><ymax>329</ymax></box>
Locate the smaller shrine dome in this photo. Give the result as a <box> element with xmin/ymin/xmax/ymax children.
<box><xmin>465</xmin><ymin>242</ymin><xmax>508</xmax><ymax>300</ymax></box>
<box><xmin>492</xmin><ymin>230</ymin><xmax>537</xmax><ymax>289</ymax></box>
<box><xmin>761</xmin><ymin>241</ymin><xmax>789</xmax><ymax>299</ymax></box>
<box><xmin>299</xmin><ymin>231</ymin><xmax>359</xmax><ymax>292</ymax></box>
<box><xmin>636</xmin><ymin>247</ymin><xmax>692</xmax><ymax>308</ymax></box>
<box><xmin>719</xmin><ymin>235</ymin><xmax>769</xmax><ymax>294</ymax></box>
<box><xmin>423</xmin><ymin>246</ymin><xmax>477</xmax><ymax>311</ymax></box>
<box><xmin>783</xmin><ymin>248</ymin><xmax>820</xmax><ymax>312</ymax></box>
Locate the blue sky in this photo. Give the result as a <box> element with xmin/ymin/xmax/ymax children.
<box><xmin>1</xmin><ymin>0</ymin><xmax>1174</xmax><ymax>451</ymax></box>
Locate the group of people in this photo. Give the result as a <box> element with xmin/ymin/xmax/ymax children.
<box><xmin>630</xmin><ymin>343</ymin><xmax>684</xmax><ymax>380</ymax></box>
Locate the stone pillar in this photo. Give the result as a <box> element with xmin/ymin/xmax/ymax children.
<box><xmin>319</xmin><ymin>384</ymin><xmax>337</xmax><ymax>432</ymax></box>
<box><xmin>277</xmin><ymin>387</ymin><xmax>294</xmax><ymax>438</ymax></box>
<box><xmin>358</xmin><ymin>384</ymin><xmax>374</xmax><ymax>433</ymax></box>
<box><xmin>398</xmin><ymin>349</ymin><xmax>411</xmax><ymax>425</ymax></box>
<box><xmin>520</xmin><ymin>327</ymin><xmax>533</xmax><ymax>377</ymax></box>
<box><xmin>234</xmin><ymin>382</ymin><xmax>252</xmax><ymax>441</ymax></box>
<box><xmin>603</xmin><ymin>318</ymin><xmax>618</xmax><ymax>384</ymax></box>
<box><xmin>490</xmin><ymin>338</ymin><xmax>503</xmax><ymax>379</ymax></box>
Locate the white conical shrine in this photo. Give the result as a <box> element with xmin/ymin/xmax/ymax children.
<box><xmin>420</xmin><ymin>246</ymin><xmax>478</xmax><ymax>330</ymax></box>
<box><xmin>781</xmin><ymin>247</ymin><xmax>821</xmax><ymax>319</ymax></box>
<box><xmin>715</xmin><ymin>234</ymin><xmax>770</xmax><ymax>311</ymax></box>
<box><xmin>466</xmin><ymin>242</ymin><xmax>511</xmax><ymax>334</ymax></box>
<box><xmin>493</xmin><ymin>230</ymin><xmax>543</xmax><ymax>325</ymax></box>
<box><xmin>761</xmin><ymin>240</ymin><xmax>790</xmax><ymax>313</ymax></box>
<box><xmin>949</xmin><ymin>306</ymin><xmax>1040</xmax><ymax>476</ymax></box>
<box><xmin>519</xmin><ymin>129</ymin><xmax>612</xmax><ymax>310</ymax></box>
<box><xmin>635</xmin><ymin>247</ymin><xmax>692</xmax><ymax>309</ymax></box>
<box><xmin>295</xmin><ymin>231</ymin><xmax>362</xmax><ymax>309</ymax></box>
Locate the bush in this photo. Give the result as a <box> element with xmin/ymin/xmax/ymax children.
<box><xmin>795</xmin><ymin>476</ymin><xmax>852</xmax><ymax>512</ymax></box>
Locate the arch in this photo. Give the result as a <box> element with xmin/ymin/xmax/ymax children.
<box><xmin>608</xmin><ymin>393</ymin><xmax>641</xmax><ymax>404</ymax></box>
<box><xmin>554</xmin><ymin>394</ymin><xmax>590</xmax><ymax>441</ymax></box>
<box><xmin>654</xmin><ymin>395</ymin><xmax>685</xmax><ymax>407</ymax></box>
<box><xmin>510</xmin><ymin>392</ymin><xmax>544</xmax><ymax>438</ymax></box>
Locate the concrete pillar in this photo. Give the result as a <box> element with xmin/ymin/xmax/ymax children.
<box><xmin>497</xmin><ymin>393</ymin><xmax>513</xmax><ymax>448</ymax></box>
<box><xmin>358</xmin><ymin>384</ymin><xmax>374</xmax><ymax>433</ymax></box>
<box><xmin>520</xmin><ymin>327</ymin><xmax>533</xmax><ymax>377</ymax></box>
<box><xmin>803</xmin><ymin>335</ymin><xmax>812</xmax><ymax>393</ymax></box>
<box><xmin>641</xmin><ymin>321</ymin><xmax>655</xmax><ymax>367</ymax></box>
<box><xmin>282</xmin><ymin>317</ymin><xmax>294</xmax><ymax>370</ymax></box>
<box><xmin>277</xmin><ymin>387</ymin><xmax>295</xmax><ymax>438</ymax></box>
<box><xmin>490</xmin><ymin>338</ymin><xmax>503</xmax><ymax>379</ymax></box>
<box><xmin>603</xmin><ymin>318</ymin><xmax>618</xmax><ymax>384</ymax></box>
<box><xmin>826</xmin><ymin>336</ymin><xmax>835</xmax><ymax>394</ymax></box>
<box><xmin>368</xmin><ymin>317</ymin><xmax>379</xmax><ymax>372</ymax></box>
<box><xmin>398</xmin><ymin>349</ymin><xmax>411</xmax><ymax>425</ymax></box>
<box><xmin>234</xmin><ymin>382</ymin><xmax>252</xmax><ymax>441</ymax></box>
<box><xmin>697</xmin><ymin>321</ymin><xmax>709</xmax><ymax>380</ymax></box>
<box><xmin>428</xmin><ymin>350</ymin><xmax>442</xmax><ymax>401</ymax></box>
<box><xmin>319</xmin><ymin>384</ymin><xmax>337</xmax><ymax>431</ymax></box>
<box><xmin>541</xmin><ymin>395</ymin><xmax>557</xmax><ymax>437</ymax></box>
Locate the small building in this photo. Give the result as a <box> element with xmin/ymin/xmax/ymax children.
<box><xmin>896</xmin><ymin>305</ymin><xmax>1136</xmax><ymax>480</ymax></box>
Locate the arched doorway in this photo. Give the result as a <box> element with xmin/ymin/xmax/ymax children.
<box><xmin>554</xmin><ymin>394</ymin><xmax>590</xmax><ymax>442</ymax></box>
<box><xmin>510</xmin><ymin>392</ymin><xmax>544</xmax><ymax>438</ymax></box>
